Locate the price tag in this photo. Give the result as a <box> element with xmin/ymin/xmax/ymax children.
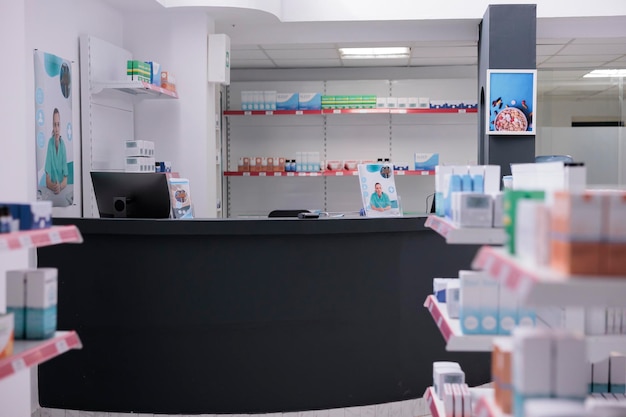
<box><xmin>358</xmin><ymin>109</ymin><xmax>367</xmax><ymax>113</ymax></box>
<box><xmin>397</xmin><ymin>109</ymin><xmax>407</xmax><ymax>114</ymax></box>
<box><xmin>333</xmin><ymin>109</ymin><xmax>341</xmax><ymax>114</ymax></box>
<box><xmin>11</xmin><ymin>358</ymin><xmax>27</xmax><ymax>373</ymax></box>
<box><xmin>274</xmin><ymin>172</ymin><xmax>282</xmax><ymax>177</ymax></box>
<box><xmin>335</xmin><ymin>171</ymin><xmax>344</xmax><ymax>176</ymax></box>
<box><xmin>437</xmin><ymin>316</ymin><xmax>443</xmax><ymax>328</ymax></box>
<box><xmin>295</xmin><ymin>110</ymin><xmax>303</xmax><ymax>115</ymax></box>
<box><xmin>459</xmin><ymin>109</ymin><xmax>467</xmax><ymax>114</ymax></box>
<box><xmin>265</xmin><ymin>111</ymin><xmax>273</xmax><ymax>115</ymax></box>
<box><xmin>49</xmin><ymin>230</ymin><xmax>62</xmax><ymax>244</ymax></box>
<box><xmin>352</xmin><ymin>171</ymin><xmax>359</xmax><ymax>175</ymax></box>
<box><xmin>298</xmin><ymin>172</ymin><xmax>307</xmax><ymax>177</ymax></box>
<box><xmin>259</xmin><ymin>172</ymin><xmax>266</xmax><ymax>176</ymax></box>
<box><xmin>56</xmin><ymin>339</ymin><xmax>69</xmax><ymax>354</ymax></box>
<box><xmin>19</xmin><ymin>235</ymin><xmax>32</xmax><ymax>249</ymax></box>
<box><xmin>428</xmin><ymin>301</ymin><xmax>434</xmax><ymax>312</ymax></box>
<box><xmin>421</xmin><ymin>171</ymin><xmax>430</xmax><ymax>176</ymax></box>
<box><xmin>243</xmin><ymin>172</ymin><xmax>250</xmax><ymax>176</ymax></box>
<box><xmin>244</xmin><ymin>111</ymin><xmax>252</xmax><ymax>116</ymax></box>
<box><xmin>309</xmin><ymin>173</ymin><xmax>318</xmax><ymax>177</ymax></box>
<box><xmin>396</xmin><ymin>171</ymin><xmax>405</xmax><ymax>176</ymax></box>
<box><xmin>287</xmin><ymin>172</ymin><xmax>295</xmax><ymax>177</ymax></box>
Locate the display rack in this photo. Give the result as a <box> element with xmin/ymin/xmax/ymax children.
<box><xmin>472</xmin><ymin>246</ymin><xmax>626</xmax><ymax>307</ymax></box>
<box><xmin>223</xmin><ymin>108</ymin><xmax>477</xmax><ymax>116</ymax></box>
<box><xmin>91</xmin><ymin>80</ymin><xmax>179</xmax><ymax>98</ymax></box>
<box><xmin>0</xmin><ymin>331</ymin><xmax>82</xmax><ymax>382</ymax></box>
<box><xmin>425</xmin><ymin>215</ymin><xmax>507</xmax><ymax>245</ymax></box>
<box><xmin>0</xmin><ymin>226</ymin><xmax>83</xmax><ymax>251</ymax></box>
<box><xmin>424</xmin><ymin>295</ymin><xmax>496</xmax><ymax>352</ymax></box>
<box><xmin>224</xmin><ymin>170</ymin><xmax>434</xmax><ymax>177</ymax></box>
<box><xmin>423</xmin><ymin>386</ymin><xmax>446</xmax><ymax>417</ymax></box>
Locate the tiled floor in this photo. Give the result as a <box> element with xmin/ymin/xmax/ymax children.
<box><xmin>35</xmin><ymin>397</ymin><xmax>431</xmax><ymax>417</ymax></box>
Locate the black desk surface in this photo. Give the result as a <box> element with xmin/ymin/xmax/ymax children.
<box><xmin>38</xmin><ymin>217</ymin><xmax>490</xmax><ymax>414</ymax></box>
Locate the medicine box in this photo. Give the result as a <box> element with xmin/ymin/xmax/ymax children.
<box><xmin>25</xmin><ymin>268</ymin><xmax>58</xmax><ymax>339</ymax></box>
<box><xmin>127</xmin><ymin>60</ymin><xmax>151</xmax><ymax>83</ymax></box>
<box><xmin>414</xmin><ymin>153</ymin><xmax>439</xmax><ymax>171</ymax></box>
<box><xmin>6</xmin><ymin>269</ymin><xmax>30</xmax><ymax>339</ymax></box>
<box><xmin>125</xmin><ymin>157</ymin><xmax>156</xmax><ymax>173</ymax></box>
<box><xmin>125</xmin><ymin>140</ymin><xmax>154</xmax><ymax>157</ymax></box>
<box><xmin>298</xmin><ymin>93</ymin><xmax>322</xmax><ymax>110</ymax></box>
<box><xmin>4</xmin><ymin>201</ymin><xmax>52</xmax><ymax>230</ymax></box>
<box><xmin>276</xmin><ymin>93</ymin><xmax>299</xmax><ymax>110</ymax></box>
<box><xmin>0</xmin><ymin>313</ymin><xmax>14</xmax><ymax>359</ymax></box>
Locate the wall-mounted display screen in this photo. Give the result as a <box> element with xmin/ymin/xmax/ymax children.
<box><xmin>486</xmin><ymin>69</ymin><xmax>537</xmax><ymax>135</ymax></box>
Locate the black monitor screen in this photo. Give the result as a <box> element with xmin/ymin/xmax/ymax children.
<box><xmin>90</xmin><ymin>172</ymin><xmax>171</xmax><ymax>219</ymax></box>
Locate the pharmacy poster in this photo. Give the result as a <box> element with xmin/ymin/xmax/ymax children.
<box><xmin>486</xmin><ymin>69</ymin><xmax>537</xmax><ymax>135</ymax></box>
<box><xmin>357</xmin><ymin>163</ymin><xmax>402</xmax><ymax>217</ymax></box>
<box><xmin>34</xmin><ymin>50</ymin><xmax>75</xmax><ymax>207</ymax></box>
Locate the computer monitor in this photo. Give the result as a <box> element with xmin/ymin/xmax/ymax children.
<box><xmin>90</xmin><ymin>172</ymin><xmax>171</xmax><ymax>219</ymax></box>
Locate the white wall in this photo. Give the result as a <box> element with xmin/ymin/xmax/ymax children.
<box><xmin>125</xmin><ymin>11</ymin><xmax>217</xmax><ymax>218</ymax></box>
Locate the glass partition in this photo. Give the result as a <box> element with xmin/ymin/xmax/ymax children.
<box><xmin>537</xmin><ymin>69</ymin><xmax>625</xmax><ymax>186</ymax></box>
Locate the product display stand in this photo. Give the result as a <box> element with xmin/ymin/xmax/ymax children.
<box><xmin>0</xmin><ymin>224</ymin><xmax>83</xmax><ymax>417</ymax></box>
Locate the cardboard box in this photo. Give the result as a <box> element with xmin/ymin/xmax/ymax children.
<box><xmin>25</xmin><ymin>268</ymin><xmax>58</xmax><ymax>340</ymax></box>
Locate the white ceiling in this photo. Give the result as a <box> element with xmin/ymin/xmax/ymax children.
<box><xmin>101</xmin><ymin>0</ymin><xmax>626</xmax><ymax>100</ymax></box>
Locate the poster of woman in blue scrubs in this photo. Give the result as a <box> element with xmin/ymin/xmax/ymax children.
<box><xmin>34</xmin><ymin>51</ymin><xmax>75</xmax><ymax>207</ymax></box>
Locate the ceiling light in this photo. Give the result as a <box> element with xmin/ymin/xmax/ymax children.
<box><xmin>339</xmin><ymin>47</ymin><xmax>410</xmax><ymax>59</ymax></box>
<box><xmin>583</xmin><ymin>69</ymin><xmax>626</xmax><ymax>78</ymax></box>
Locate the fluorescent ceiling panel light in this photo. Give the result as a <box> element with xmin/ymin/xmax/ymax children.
<box><xmin>339</xmin><ymin>47</ymin><xmax>410</xmax><ymax>59</ymax></box>
<box><xmin>583</xmin><ymin>69</ymin><xmax>626</xmax><ymax>78</ymax></box>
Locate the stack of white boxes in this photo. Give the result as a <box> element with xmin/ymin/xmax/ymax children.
<box><xmin>125</xmin><ymin>140</ymin><xmax>155</xmax><ymax>172</ymax></box>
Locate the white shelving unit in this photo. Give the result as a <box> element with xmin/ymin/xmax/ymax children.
<box><xmin>0</xmin><ymin>225</ymin><xmax>83</xmax><ymax>417</ymax></box>
<box><xmin>424</xmin><ymin>295</ymin><xmax>496</xmax><ymax>352</ymax></box>
<box><xmin>223</xmin><ymin>79</ymin><xmax>477</xmax><ymax>218</ymax></box>
<box><xmin>425</xmin><ymin>215</ymin><xmax>507</xmax><ymax>245</ymax></box>
<box><xmin>472</xmin><ymin>246</ymin><xmax>626</xmax><ymax>307</ymax></box>
<box><xmin>79</xmin><ymin>35</ymin><xmax>179</xmax><ymax>218</ymax></box>
<box><xmin>0</xmin><ymin>331</ymin><xmax>82</xmax><ymax>381</ymax></box>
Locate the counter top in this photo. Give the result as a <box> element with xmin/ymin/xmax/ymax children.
<box><xmin>52</xmin><ymin>215</ymin><xmax>429</xmax><ymax>236</ymax></box>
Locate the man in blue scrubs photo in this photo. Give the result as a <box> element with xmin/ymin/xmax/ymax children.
<box><xmin>44</xmin><ymin>108</ymin><xmax>68</xmax><ymax>195</ymax></box>
<box><xmin>370</xmin><ymin>182</ymin><xmax>391</xmax><ymax>212</ymax></box>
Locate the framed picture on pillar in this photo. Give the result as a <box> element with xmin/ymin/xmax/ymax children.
<box><xmin>486</xmin><ymin>69</ymin><xmax>537</xmax><ymax>135</ymax></box>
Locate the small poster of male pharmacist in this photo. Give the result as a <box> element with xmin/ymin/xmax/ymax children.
<box><xmin>34</xmin><ymin>50</ymin><xmax>75</xmax><ymax>207</ymax></box>
<box><xmin>357</xmin><ymin>163</ymin><xmax>402</xmax><ymax>217</ymax></box>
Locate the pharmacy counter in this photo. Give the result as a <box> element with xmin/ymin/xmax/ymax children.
<box><xmin>37</xmin><ymin>217</ymin><xmax>490</xmax><ymax>414</ymax></box>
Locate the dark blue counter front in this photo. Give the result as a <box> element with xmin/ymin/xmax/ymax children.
<box><xmin>37</xmin><ymin>217</ymin><xmax>490</xmax><ymax>414</ymax></box>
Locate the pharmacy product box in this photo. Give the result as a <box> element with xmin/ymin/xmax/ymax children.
<box><xmin>551</xmin><ymin>191</ymin><xmax>603</xmax><ymax>239</ymax></box>
<box><xmin>0</xmin><ymin>313</ymin><xmax>14</xmax><ymax>359</ymax></box>
<box><xmin>264</xmin><ymin>91</ymin><xmax>277</xmax><ymax>111</ymax></box>
<box><xmin>155</xmin><ymin>161</ymin><xmax>172</xmax><ymax>173</ymax></box>
<box><xmin>376</xmin><ymin>97</ymin><xmax>388</xmax><ymax>108</ymax></box>
<box><xmin>459</xmin><ymin>270</ymin><xmax>482</xmax><ymax>335</ymax></box>
<box><xmin>610</xmin><ymin>354</ymin><xmax>626</xmax><ymax>394</ymax></box>
<box><xmin>493</xmin><ymin>338</ymin><xmax>513</xmax><ymax>414</ymax></box>
<box><xmin>125</xmin><ymin>140</ymin><xmax>154</xmax><ymax>157</ymax></box>
<box><xmin>4</xmin><ymin>201</ymin><xmax>52</xmax><ymax>230</ymax></box>
<box><xmin>160</xmin><ymin>71</ymin><xmax>176</xmax><ymax>92</ymax></box>
<box><xmin>7</xmin><ymin>269</ymin><xmax>30</xmax><ymax>339</ymax></box>
<box><xmin>386</xmin><ymin>97</ymin><xmax>398</xmax><ymax>108</ymax></box>
<box><xmin>397</xmin><ymin>97</ymin><xmax>408</xmax><ymax>108</ymax></box>
<box><xmin>125</xmin><ymin>157</ymin><xmax>156</xmax><ymax>173</ymax></box>
<box><xmin>503</xmin><ymin>190</ymin><xmax>545</xmax><ymax>255</ymax></box>
<box><xmin>298</xmin><ymin>93</ymin><xmax>322</xmax><ymax>110</ymax></box>
<box><xmin>126</xmin><ymin>60</ymin><xmax>151</xmax><ymax>83</ymax></box>
<box><xmin>418</xmin><ymin>97</ymin><xmax>430</xmax><ymax>108</ymax></box>
<box><xmin>276</xmin><ymin>93</ymin><xmax>299</xmax><ymax>110</ymax></box>
<box><xmin>512</xmin><ymin>328</ymin><xmax>552</xmax><ymax>417</ymax></box>
<box><xmin>407</xmin><ymin>97</ymin><xmax>419</xmax><ymax>108</ymax></box>
<box><xmin>146</xmin><ymin>61</ymin><xmax>161</xmax><ymax>85</ymax></box>
<box><xmin>414</xmin><ymin>153</ymin><xmax>439</xmax><ymax>170</ymax></box>
<box><xmin>553</xmin><ymin>332</ymin><xmax>588</xmax><ymax>399</ymax></box>
<box><xmin>25</xmin><ymin>268</ymin><xmax>57</xmax><ymax>339</ymax></box>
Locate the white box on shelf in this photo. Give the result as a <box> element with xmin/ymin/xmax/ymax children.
<box><xmin>481</xmin><ymin>272</ymin><xmax>499</xmax><ymax>335</ymax></box>
<box><xmin>498</xmin><ymin>283</ymin><xmax>518</xmax><ymax>335</ymax></box>
<box><xmin>25</xmin><ymin>268</ymin><xmax>57</xmax><ymax>339</ymax></box>
<box><xmin>553</xmin><ymin>331</ymin><xmax>588</xmax><ymax>399</ymax></box>
<box><xmin>208</xmin><ymin>33</ymin><xmax>231</xmax><ymax>85</ymax></box>
<box><xmin>125</xmin><ymin>157</ymin><xmax>156</xmax><ymax>173</ymax></box>
<box><xmin>446</xmin><ymin>280</ymin><xmax>461</xmax><ymax>319</ymax></box>
<box><xmin>610</xmin><ymin>353</ymin><xmax>626</xmax><ymax>394</ymax></box>
<box><xmin>6</xmin><ymin>269</ymin><xmax>31</xmax><ymax>339</ymax></box>
<box><xmin>592</xmin><ymin>357</ymin><xmax>610</xmax><ymax>393</ymax></box>
<box><xmin>459</xmin><ymin>270</ymin><xmax>482</xmax><ymax>335</ymax></box>
<box><xmin>512</xmin><ymin>328</ymin><xmax>553</xmax><ymax>411</ymax></box>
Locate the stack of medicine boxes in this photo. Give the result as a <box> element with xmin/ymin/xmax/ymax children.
<box><xmin>125</xmin><ymin>140</ymin><xmax>155</xmax><ymax>172</ymax></box>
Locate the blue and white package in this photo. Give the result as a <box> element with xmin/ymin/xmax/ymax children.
<box><xmin>4</xmin><ymin>201</ymin><xmax>52</xmax><ymax>230</ymax></box>
<box><xmin>414</xmin><ymin>153</ymin><xmax>439</xmax><ymax>170</ymax></box>
<box><xmin>298</xmin><ymin>93</ymin><xmax>322</xmax><ymax>110</ymax></box>
<box><xmin>276</xmin><ymin>93</ymin><xmax>299</xmax><ymax>110</ymax></box>
<box><xmin>25</xmin><ymin>268</ymin><xmax>57</xmax><ymax>340</ymax></box>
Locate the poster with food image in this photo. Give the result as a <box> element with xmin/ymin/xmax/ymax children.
<box><xmin>168</xmin><ymin>177</ymin><xmax>194</xmax><ymax>219</ymax></box>
<box><xmin>486</xmin><ymin>69</ymin><xmax>537</xmax><ymax>135</ymax></box>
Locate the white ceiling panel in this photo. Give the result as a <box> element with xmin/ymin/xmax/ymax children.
<box><xmin>544</xmin><ymin>55</ymin><xmax>620</xmax><ymax>64</ymax></box>
<box><xmin>409</xmin><ymin>57</ymin><xmax>477</xmax><ymax>66</ymax></box>
<box><xmin>537</xmin><ymin>44</ymin><xmax>566</xmax><ymax>56</ymax></box>
<box><xmin>410</xmin><ymin>46</ymin><xmax>476</xmax><ymax>58</ymax></box>
<box><xmin>341</xmin><ymin>58</ymin><xmax>410</xmax><ymax>67</ymax></box>
<box><xmin>559</xmin><ymin>43</ymin><xmax>626</xmax><ymax>56</ymax></box>
<box><xmin>234</xmin><ymin>49</ymin><xmax>270</xmax><ymax>60</ymax></box>
<box><xmin>272</xmin><ymin>59</ymin><xmax>343</xmax><ymax>68</ymax></box>
<box><xmin>570</xmin><ymin>37</ymin><xmax>626</xmax><ymax>45</ymax></box>
<box><xmin>265</xmin><ymin>48</ymin><xmax>339</xmax><ymax>60</ymax></box>
<box><xmin>230</xmin><ymin>59</ymin><xmax>277</xmax><ymax>68</ymax></box>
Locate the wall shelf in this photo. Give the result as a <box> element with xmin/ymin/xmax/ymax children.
<box><xmin>0</xmin><ymin>226</ymin><xmax>83</xmax><ymax>251</ymax></box>
<box><xmin>472</xmin><ymin>246</ymin><xmax>626</xmax><ymax>307</ymax></box>
<box><xmin>91</xmin><ymin>80</ymin><xmax>178</xmax><ymax>99</ymax></box>
<box><xmin>224</xmin><ymin>108</ymin><xmax>477</xmax><ymax>116</ymax></box>
<box><xmin>224</xmin><ymin>170</ymin><xmax>434</xmax><ymax>177</ymax></box>
<box><xmin>425</xmin><ymin>215</ymin><xmax>507</xmax><ymax>245</ymax></box>
<box><xmin>0</xmin><ymin>331</ymin><xmax>82</xmax><ymax>382</ymax></box>
<box><xmin>424</xmin><ymin>295</ymin><xmax>496</xmax><ymax>352</ymax></box>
